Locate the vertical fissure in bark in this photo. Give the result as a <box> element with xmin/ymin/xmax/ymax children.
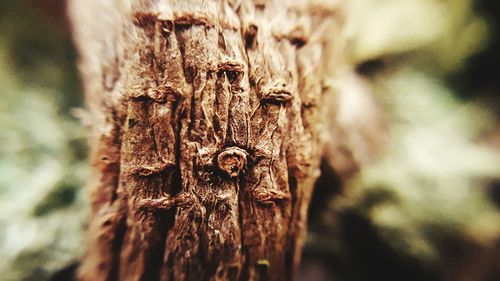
<box><xmin>70</xmin><ymin>0</ymin><xmax>342</xmax><ymax>280</ymax></box>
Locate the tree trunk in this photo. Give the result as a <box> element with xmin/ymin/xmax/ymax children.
<box><xmin>69</xmin><ymin>1</ymin><xmax>343</xmax><ymax>280</ymax></box>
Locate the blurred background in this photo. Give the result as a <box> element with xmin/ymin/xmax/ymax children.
<box><xmin>0</xmin><ymin>1</ymin><xmax>499</xmax><ymax>281</ymax></box>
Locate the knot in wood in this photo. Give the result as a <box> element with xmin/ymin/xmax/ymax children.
<box><xmin>216</xmin><ymin>147</ymin><xmax>248</xmax><ymax>178</ymax></box>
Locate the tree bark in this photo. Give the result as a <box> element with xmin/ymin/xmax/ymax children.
<box><xmin>69</xmin><ymin>1</ymin><xmax>343</xmax><ymax>280</ymax></box>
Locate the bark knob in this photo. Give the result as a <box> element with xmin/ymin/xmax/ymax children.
<box><xmin>216</xmin><ymin>147</ymin><xmax>248</xmax><ymax>178</ymax></box>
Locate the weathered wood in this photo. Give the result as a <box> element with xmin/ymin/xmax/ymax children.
<box><xmin>69</xmin><ymin>0</ymin><xmax>343</xmax><ymax>280</ymax></box>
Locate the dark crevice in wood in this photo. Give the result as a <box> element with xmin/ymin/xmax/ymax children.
<box><xmin>244</xmin><ymin>24</ymin><xmax>258</xmax><ymax>49</ymax></box>
<box><xmin>109</xmin><ymin>111</ymin><xmax>123</xmax><ymax>204</ymax></box>
<box><xmin>238</xmin><ymin>189</ymin><xmax>250</xmax><ymax>281</ymax></box>
<box><xmin>110</xmin><ymin>213</ymin><xmax>127</xmax><ymax>281</ymax></box>
<box><xmin>159</xmin><ymin>20</ymin><xmax>174</xmax><ymax>37</ymax></box>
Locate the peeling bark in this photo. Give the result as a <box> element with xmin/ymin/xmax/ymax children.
<box><xmin>69</xmin><ymin>1</ymin><xmax>344</xmax><ymax>280</ymax></box>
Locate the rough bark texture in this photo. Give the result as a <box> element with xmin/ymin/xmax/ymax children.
<box><xmin>69</xmin><ymin>1</ymin><xmax>343</xmax><ymax>280</ymax></box>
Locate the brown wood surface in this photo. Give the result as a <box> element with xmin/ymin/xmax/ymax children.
<box><xmin>69</xmin><ymin>1</ymin><xmax>344</xmax><ymax>280</ymax></box>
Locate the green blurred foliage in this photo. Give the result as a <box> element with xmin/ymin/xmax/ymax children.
<box><xmin>307</xmin><ymin>1</ymin><xmax>500</xmax><ymax>281</ymax></box>
<box><xmin>0</xmin><ymin>1</ymin><xmax>88</xmax><ymax>281</ymax></box>
<box><xmin>0</xmin><ymin>1</ymin><xmax>81</xmax><ymax>110</ymax></box>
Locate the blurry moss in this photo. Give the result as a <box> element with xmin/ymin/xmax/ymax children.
<box><xmin>0</xmin><ymin>0</ymin><xmax>81</xmax><ymax>111</ymax></box>
<box><xmin>310</xmin><ymin>1</ymin><xmax>500</xmax><ymax>280</ymax></box>
<box><xmin>10</xmin><ymin>249</ymin><xmax>52</xmax><ymax>281</ymax></box>
<box><xmin>33</xmin><ymin>180</ymin><xmax>78</xmax><ymax>217</ymax></box>
<box><xmin>0</xmin><ymin>2</ymin><xmax>88</xmax><ymax>280</ymax></box>
<box><xmin>348</xmin><ymin>0</ymin><xmax>489</xmax><ymax>74</ymax></box>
